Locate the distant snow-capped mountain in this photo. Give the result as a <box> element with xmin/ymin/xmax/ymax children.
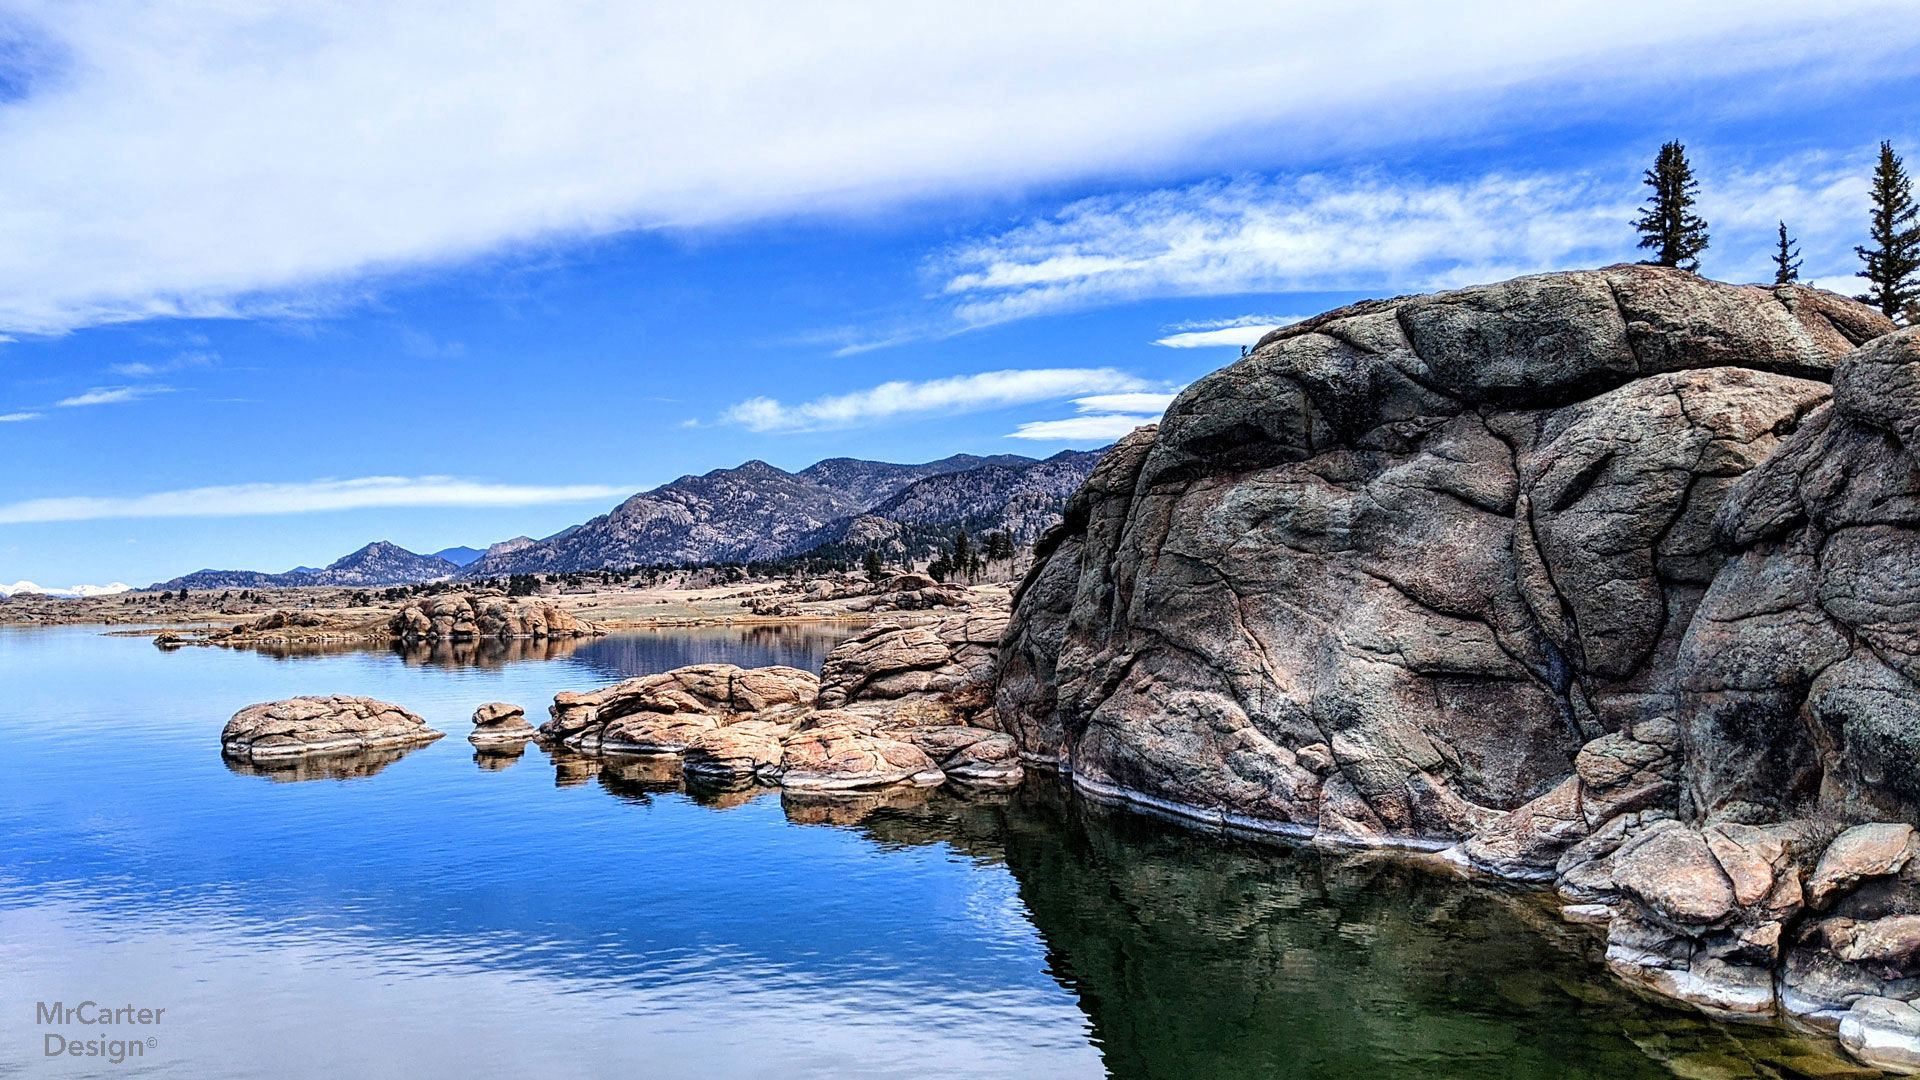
<box><xmin>0</xmin><ymin>581</ymin><xmax>133</xmax><ymax>598</ymax></box>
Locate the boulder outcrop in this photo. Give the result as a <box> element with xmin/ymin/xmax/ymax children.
<box><xmin>389</xmin><ymin>594</ymin><xmax>601</xmax><ymax>642</ymax></box>
<box><xmin>993</xmin><ymin>267</ymin><xmax>1920</xmax><ymax>1064</ymax></box>
<box><xmin>778</xmin><ymin>713</ymin><xmax>946</xmax><ymax>790</ymax></box>
<box><xmin>221</xmin><ymin>695</ymin><xmax>443</xmax><ymax>761</ymax></box>
<box><xmin>469</xmin><ymin>702</ymin><xmax>535</xmax><ymax>746</ymax></box>
<box><xmin>540</xmin><ymin>607</ymin><xmax>1020</xmax><ymax>792</ymax></box>
<box><xmin>816</xmin><ymin>610</ymin><xmax>1006</xmax><ymax>727</ymax></box>
<box><xmin>542</xmin><ymin>664</ymin><xmax>819</xmax><ymax>751</ymax></box>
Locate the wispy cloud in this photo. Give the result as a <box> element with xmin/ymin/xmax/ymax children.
<box><xmin>1004</xmin><ymin>388</ymin><xmax>1177</xmax><ymax>441</ymax></box>
<box><xmin>108</xmin><ymin>350</ymin><xmax>217</xmax><ymax>378</ymax></box>
<box><xmin>56</xmin><ymin>385</ymin><xmax>171</xmax><ymax>407</ymax></box>
<box><xmin>722</xmin><ymin>368</ymin><xmax>1149</xmax><ymax>433</ymax></box>
<box><xmin>0</xmin><ymin>412</ymin><xmax>43</xmax><ymax>422</ymax></box>
<box><xmin>1155</xmin><ymin>315</ymin><xmax>1306</xmax><ymax>348</ymax></box>
<box><xmin>0</xmin><ymin>3</ymin><xmax>1913</xmax><ymax>334</ymax></box>
<box><xmin>941</xmin><ymin>172</ymin><xmax>1632</xmax><ymax>325</ymax></box>
<box><xmin>941</xmin><ymin>153</ymin><xmax>1896</xmax><ymax>327</ymax></box>
<box><xmin>1008</xmin><ymin>415</ymin><xmax>1157</xmax><ymax>441</ymax></box>
<box><xmin>0</xmin><ymin>476</ymin><xmax>630</xmax><ymax>524</ymax></box>
<box><xmin>1070</xmin><ymin>391</ymin><xmax>1178</xmax><ymax>414</ymax></box>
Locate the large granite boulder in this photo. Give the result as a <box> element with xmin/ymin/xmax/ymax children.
<box><xmin>221</xmin><ymin>695</ymin><xmax>443</xmax><ymax>761</ymax></box>
<box><xmin>682</xmin><ymin>720</ymin><xmax>788</xmax><ymax>782</ymax></box>
<box><xmin>998</xmin><ymin>267</ymin><xmax>1888</xmax><ymax>850</ymax></box>
<box><xmin>543</xmin><ymin>664</ymin><xmax>819</xmax><ymax>752</ymax></box>
<box><xmin>993</xmin><ymin>268</ymin><xmax>1920</xmax><ymax>1065</ymax></box>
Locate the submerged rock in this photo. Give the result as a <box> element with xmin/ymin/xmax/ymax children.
<box><xmin>221</xmin><ymin>695</ymin><xmax>443</xmax><ymax>761</ymax></box>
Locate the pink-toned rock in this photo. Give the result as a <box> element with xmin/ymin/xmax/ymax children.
<box><xmin>1609</xmin><ymin>823</ymin><xmax>1738</xmax><ymax>927</ymax></box>
<box><xmin>683</xmin><ymin>720</ymin><xmax>787</xmax><ymax>781</ymax></box>
<box><xmin>469</xmin><ymin>702</ymin><xmax>535</xmax><ymax>746</ymax></box>
<box><xmin>776</xmin><ymin>714</ymin><xmax>945</xmax><ymax>790</ymax></box>
<box><xmin>544</xmin><ymin>664</ymin><xmax>819</xmax><ymax>747</ymax></box>
<box><xmin>222</xmin><ymin>695</ymin><xmax>442</xmax><ymax>761</ymax></box>
<box><xmin>814</xmin><ymin>611</ymin><xmax>1006</xmax><ymax>726</ymax></box>
<box><xmin>1810</xmin><ymin>824</ymin><xmax>1917</xmax><ymax>908</ymax></box>
<box><xmin>1834</xmin><ymin>915</ymin><xmax>1920</xmax><ymax>972</ymax></box>
<box><xmin>903</xmin><ymin>726</ymin><xmax>1024</xmax><ymax>785</ymax></box>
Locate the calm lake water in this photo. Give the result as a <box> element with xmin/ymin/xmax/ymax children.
<box><xmin>0</xmin><ymin>624</ymin><xmax>1865</xmax><ymax>1078</ymax></box>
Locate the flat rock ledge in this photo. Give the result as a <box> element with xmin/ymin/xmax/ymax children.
<box><xmin>221</xmin><ymin>695</ymin><xmax>443</xmax><ymax>761</ymax></box>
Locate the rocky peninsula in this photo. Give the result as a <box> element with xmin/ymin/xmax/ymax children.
<box><xmin>206</xmin><ymin>265</ymin><xmax>1920</xmax><ymax>1071</ymax></box>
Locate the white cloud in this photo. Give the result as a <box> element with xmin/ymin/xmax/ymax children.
<box><xmin>0</xmin><ymin>2</ymin><xmax>1914</xmax><ymax>334</ymax></box>
<box><xmin>0</xmin><ymin>476</ymin><xmax>630</xmax><ymax>524</ymax></box>
<box><xmin>0</xmin><ymin>412</ymin><xmax>42</xmax><ymax>422</ymax></box>
<box><xmin>56</xmin><ymin>385</ymin><xmax>170</xmax><ymax>407</ymax></box>
<box><xmin>1807</xmin><ymin>274</ymin><xmax>1871</xmax><ymax>297</ymax></box>
<box><xmin>722</xmin><ymin>368</ymin><xmax>1149</xmax><ymax>433</ymax></box>
<box><xmin>943</xmin><ymin>172</ymin><xmax>1631</xmax><ymax>324</ymax></box>
<box><xmin>942</xmin><ymin>153</ymin><xmax>1903</xmax><ymax>324</ymax></box>
<box><xmin>1155</xmin><ymin>321</ymin><xmax>1302</xmax><ymax>348</ymax></box>
<box><xmin>108</xmin><ymin>350</ymin><xmax>217</xmax><ymax>377</ymax></box>
<box><xmin>1071</xmin><ymin>392</ymin><xmax>1178</xmax><ymax>414</ymax></box>
<box><xmin>1007</xmin><ymin>415</ymin><xmax>1158</xmax><ymax>441</ymax></box>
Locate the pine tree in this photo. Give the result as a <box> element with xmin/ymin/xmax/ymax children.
<box><xmin>862</xmin><ymin>548</ymin><xmax>884</xmax><ymax>583</ymax></box>
<box><xmin>1633</xmin><ymin>141</ymin><xmax>1710</xmax><ymax>272</ymax></box>
<box><xmin>1773</xmin><ymin>221</ymin><xmax>1802</xmax><ymax>284</ymax></box>
<box><xmin>1856</xmin><ymin>141</ymin><xmax>1920</xmax><ymax>322</ymax></box>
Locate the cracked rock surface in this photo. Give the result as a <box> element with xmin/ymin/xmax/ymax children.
<box><xmin>1000</xmin><ymin>266</ymin><xmax>1880</xmax><ymax>848</ymax></box>
<box><xmin>995</xmin><ymin>268</ymin><xmax>1920</xmax><ymax>1067</ymax></box>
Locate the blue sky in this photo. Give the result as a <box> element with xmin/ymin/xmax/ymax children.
<box><xmin>2</xmin><ymin>1</ymin><xmax>1918</xmax><ymax>588</ymax></box>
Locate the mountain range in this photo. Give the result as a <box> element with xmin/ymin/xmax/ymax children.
<box><xmin>149</xmin><ymin>447</ymin><xmax>1113</xmax><ymax>589</ymax></box>
<box><xmin>154</xmin><ymin>541</ymin><xmax>466</xmax><ymax>591</ymax></box>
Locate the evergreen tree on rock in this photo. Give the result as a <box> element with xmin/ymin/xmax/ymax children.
<box><xmin>1773</xmin><ymin>221</ymin><xmax>1802</xmax><ymax>284</ymax></box>
<box><xmin>1856</xmin><ymin>140</ymin><xmax>1920</xmax><ymax>322</ymax></box>
<box><xmin>1633</xmin><ymin>141</ymin><xmax>1710</xmax><ymax>272</ymax></box>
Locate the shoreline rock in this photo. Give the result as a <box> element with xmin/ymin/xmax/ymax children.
<box><xmin>990</xmin><ymin>268</ymin><xmax>1920</xmax><ymax>1069</ymax></box>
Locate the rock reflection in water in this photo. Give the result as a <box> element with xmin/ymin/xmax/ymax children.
<box><xmin>719</xmin><ymin>775</ymin><xmax>1868</xmax><ymax>1080</ymax></box>
<box><xmin>223</xmin><ymin>622</ymin><xmax>857</xmax><ymax>677</ymax></box>
<box><xmin>221</xmin><ymin>743</ymin><xmax>426</xmax><ymax>782</ymax></box>
<box><xmin>472</xmin><ymin>743</ymin><xmax>528</xmax><ymax>770</ymax></box>
<box><xmin>393</xmin><ymin>635</ymin><xmax>587</xmax><ymax>669</ymax></box>
<box><xmin>570</xmin><ymin>621</ymin><xmax>865</xmax><ymax>678</ymax></box>
<box><xmin>981</xmin><ymin>784</ymin><xmax>1870</xmax><ymax>1080</ymax></box>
